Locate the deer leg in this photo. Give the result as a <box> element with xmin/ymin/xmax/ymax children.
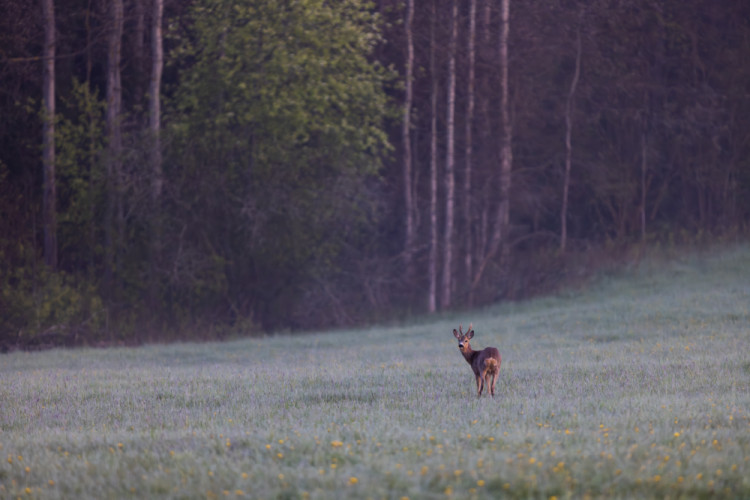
<box><xmin>476</xmin><ymin>375</ymin><xmax>483</xmax><ymax>397</ymax></box>
<box><xmin>490</xmin><ymin>372</ymin><xmax>499</xmax><ymax>397</ymax></box>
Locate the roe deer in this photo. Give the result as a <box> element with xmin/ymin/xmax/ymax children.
<box><xmin>453</xmin><ymin>323</ymin><xmax>501</xmax><ymax>397</ymax></box>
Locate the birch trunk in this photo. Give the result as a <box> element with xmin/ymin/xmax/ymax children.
<box><xmin>42</xmin><ymin>0</ymin><xmax>57</xmax><ymax>270</ymax></box>
<box><xmin>105</xmin><ymin>0</ymin><xmax>124</xmax><ymax>290</ymax></box>
<box><xmin>497</xmin><ymin>0</ymin><xmax>512</xmax><ymax>264</ymax></box>
<box><xmin>150</xmin><ymin>0</ymin><xmax>163</xmax><ymax>201</ymax></box>
<box><xmin>149</xmin><ymin>0</ymin><xmax>164</xmax><ymax>305</ymax></box>
<box><xmin>464</xmin><ymin>0</ymin><xmax>477</xmax><ymax>293</ymax></box>
<box><xmin>402</xmin><ymin>0</ymin><xmax>415</xmax><ymax>280</ymax></box>
<box><xmin>427</xmin><ymin>0</ymin><xmax>439</xmax><ymax>313</ymax></box>
<box><xmin>440</xmin><ymin>0</ymin><xmax>458</xmax><ymax>310</ymax></box>
<box><xmin>561</xmin><ymin>26</ymin><xmax>581</xmax><ymax>253</ymax></box>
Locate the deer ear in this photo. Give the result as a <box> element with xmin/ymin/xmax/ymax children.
<box><xmin>467</xmin><ymin>329</ymin><xmax>474</xmax><ymax>339</ymax></box>
<box><xmin>453</xmin><ymin>329</ymin><xmax>460</xmax><ymax>339</ymax></box>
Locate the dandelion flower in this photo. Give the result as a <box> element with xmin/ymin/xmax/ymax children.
<box><xmin>477</xmin><ymin>480</ymin><xmax>485</xmax><ymax>487</ymax></box>
<box><xmin>331</xmin><ymin>440</ymin><xmax>343</xmax><ymax>448</ymax></box>
<box><xmin>278</xmin><ymin>474</ymin><xmax>285</xmax><ymax>480</ymax></box>
<box><xmin>349</xmin><ymin>477</ymin><xmax>358</xmax><ymax>485</ymax></box>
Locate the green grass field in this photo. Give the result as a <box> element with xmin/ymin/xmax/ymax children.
<box><xmin>2</xmin><ymin>245</ymin><xmax>749</xmax><ymax>499</ymax></box>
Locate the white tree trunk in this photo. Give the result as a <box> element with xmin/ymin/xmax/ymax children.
<box><xmin>42</xmin><ymin>0</ymin><xmax>57</xmax><ymax>270</ymax></box>
<box><xmin>464</xmin><ymin>0</ymin><xmax>477</xmax><ymax>291</ymax></box>
<box><xmin>441</xmin><ymin>0</ymin><xmax>458</xmax><ymax>310</ymax></box>
<box><xmin>497</xmin><ymin>0</ymin><xmax>512</xmax><ymax>263</ymax></box>
<box><xmin>402</xmin><ymin>0</ymin><xmax>415</xmax><ymax>279</ymax></box>
<box><xmin>427</xmin><ymin>0</ymin><xmax>439</xmax><ymax>314</ymax></box>
<box><xmin>561</xmin><ymin>26</ymin><xmax>581</xmax><ymax>253</ymax></box>
<box><xmin>105</xmin><ymin>0</ymin><xmax>124</xmax><ymax>289</ymax></box>
<box><xmin>150</xmin><ymin>0</ymin><xmax>163</xmax><ymax>201</ymax></box>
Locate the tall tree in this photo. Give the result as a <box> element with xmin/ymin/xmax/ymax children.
<box><xmin>427</xmin><ymin>0</ymin><xmax>439</xmax><ymax>313</ymax></box>
<box><xmin>497</xmin><ymin>0</ymin><xmax>512</xmax><ymax>263</ymax></box>
<box><xmin>104</xmin><ymin>0</ymin><xmax>124</xmax><ymax>291</ymax></box>
<box><xmin>464</xmin><ymin>0</ymin><xmax>477</xmax><ymax>289</ymax></box>
<box><xmin>561</xmin><ymin>23</ymin><xmax>582</xmax><ymax>253</ymax></box>
<box><xmin>150</xmin><ymin>0</ymin><xmax>163</xmax><ymax>200</ymax></box>
<box><xmin>402</xmin><ymin>0</ymin><xmax>415</xmax><ymax>281</ymax></box>
<box><xmin>42</xmin><ymin>0</ymin><xmax>57</xmax><ymax>270</ymax></box>
<box><xmin>169</xmin><ymin>0</ymin><xmax>391</xmax><ymax>327</ymax></box>
<box><xmin>441</xmin><ymin>0</ymin><xmax>458</xmax><ymax>310</ymax></box>
<box><xmin>149</xmin><ymin>0</ymin><xmax>164</xmax><ymax>305</ymax></box>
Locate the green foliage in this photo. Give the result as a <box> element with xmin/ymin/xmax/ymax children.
<box><xmin>0</xmin><ymin>258</ymin><xmax>105</xmax><ymax>348</ymax></box>
<box><xmin>55</xmin><ymin>79</ymin><xmax>107</xmax><ymax>271</ymax></box>
<box><xmin>164</xmin><ymin>0</ymin><xmax>393</xmax><ymax>326</ymax></box>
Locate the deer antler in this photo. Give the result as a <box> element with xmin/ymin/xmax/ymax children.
<box><xmin>467</xmin><ymin>322</ymin><xmax>473</xmax><ymax>332</ymax></box>
<box><xmin>458</xmin><ymin>324</ymin><xmax>464</xmax><ymax>335</ymax></box>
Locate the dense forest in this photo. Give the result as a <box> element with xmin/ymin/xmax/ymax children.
<box><xmin>2</xmin><ymin>0</ymin><xmax>749</xmax><ymax>348</ymax></box>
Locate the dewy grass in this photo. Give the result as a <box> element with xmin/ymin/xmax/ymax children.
<box><xmin>1</xmin><ymin>245</ymin><xmax>749</xmax><ymax>499</ymax></box>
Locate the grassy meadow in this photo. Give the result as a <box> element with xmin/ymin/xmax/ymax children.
<box><xmin>1</xmin><ymin>245</ymin><xmax>749</xmax><ymax>499</ymax></box>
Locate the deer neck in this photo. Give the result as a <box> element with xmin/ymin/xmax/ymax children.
<box><xmin>461</xmin><ymin>348</ymin><xmax>479</xmax><ymax>366</ymax></box>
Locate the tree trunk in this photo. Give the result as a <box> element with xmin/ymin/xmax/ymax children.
<box><xmin>402</xmin><ymin>0</ymin><xmax>415</xmax><ymax>282</ymax></box>
<box><xmin>640</xmin><ymin>129</ymin><xmax>647</xmax><ymax>243</ymax></box>
<box><xmin>427</xmin><ymin>0</ymin><xmax>439</xmax><ymax>314</ymax></box>
<box><xmin>149</xmin><ymin>0</ymin><xmax>164</xmax><ymax>306</ymax></box>
<box><xmin>497</xmin><ymin>0</ymin><xmax>512</xmax><ymax>263</ymax></box>
<box><xmin>105</xmin><ymin>0</ymin><xmax>124</xmax><ymax>292</ymax></box>
<box><xmin>561</xmin><ymin>25</ymin><xmax>581</xmax><ymax>253</ymax></box>
<box><xmin>441</xmin><ymin>0</ymin><xmax>458</xmax><ymax>310</ymax></box>
<box><xmin>42</xmin><ymin>0</ymin><xmax>57</xmax><ymax>270</ymax></box>
<box><xmin>471</xmin><ymin>0</ymin><xmax>512</xmax><ymax>293</ymax></box>
<box><xmin>464</xmin><ymin>0</ymin><xmax>477</xmax><ymax>296</ymax></box>
<box><xmin>150</xmin><ymin>0</ymin><xmax>163</xmax><ymax>201</ymax></box>
<box><xmin>133</xmin><ymin>0</ymin><xmax>146</xmax><ymax>107</ymax></box>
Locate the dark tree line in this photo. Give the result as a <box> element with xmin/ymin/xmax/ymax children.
<box><xmin>1</xmin><ymin>0</ymin><xmax>749</xmax><ymax>347</ymax></box>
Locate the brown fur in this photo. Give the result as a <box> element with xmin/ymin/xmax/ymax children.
<box><xmin>453</xmin><ymin>323</ymin><xmax>502</xmax><ymax>398</ymax></box>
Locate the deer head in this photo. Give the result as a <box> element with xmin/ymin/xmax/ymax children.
<box><xmin>453</xmin><ymin>323</ymin><xmax>474</xmax><ymax>354</ymax></box>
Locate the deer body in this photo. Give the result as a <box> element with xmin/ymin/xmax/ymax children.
<box><xmin>453</xmin><ymin>324</ymin><xmax>501</xmax><ymax>397</ymax></box>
